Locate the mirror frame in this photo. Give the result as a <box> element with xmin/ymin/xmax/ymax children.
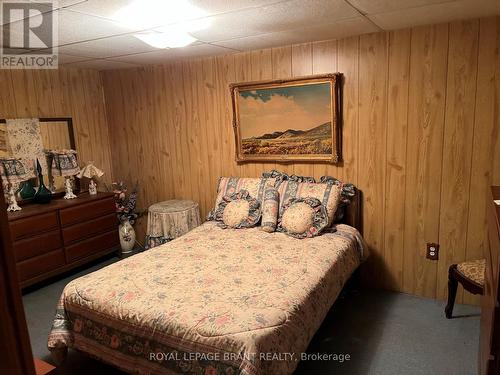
<box><xmin>0</xmin><ymin>117</ymin><xmax>80</xmax><ymax>202</ymax></box>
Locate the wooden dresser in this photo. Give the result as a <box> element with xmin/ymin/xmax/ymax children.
<box><xmin>480</xmin><ymin>186</ymin><xmax>500</xmax><ymax>375</ymax></box>
<box><xmin>8</xmin><ymin>192</ymin><xmax>119</xmax><ymax>288</ymax></box>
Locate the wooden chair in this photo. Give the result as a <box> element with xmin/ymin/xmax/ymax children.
<box><xmin>445</xmin><ymin>259</ymin><xmax>485</xmax><ymax>318</ymax></box>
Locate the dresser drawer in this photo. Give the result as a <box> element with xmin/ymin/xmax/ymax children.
<box><xmin>13</xmin><ymin>230</ymin><xmax>62</xmax><ymax>262</ymax></box>
<box><xmin>16</xmin><ymin>249</ymin><xmax>65</xmax><ymax>282</ymax></box>
<box><xmin>10</xmin><ymin>211</ymin><xmax>59</xmax><ymax>241</ymax></box>
<box><xmin>60</xmin><ymin>197</ymin><xmax>115</xmax><ymax>227</ymax></box>
<box><xmin>62</xmin><ymin>213</ymin><xmax>117</xmax><ymax>245</ymax></box>
<box><xmin>65</xmin><ymin>229</ymin><xmax>119</xmax><ymax>263</ymax></box>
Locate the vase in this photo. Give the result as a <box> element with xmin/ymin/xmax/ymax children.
<box><xmin>19</xmin><ymin>180</ymin><xmax>36</xmax><ymax>199</ymax></box>
<box><xmin>33</xmin><ymin>159</ymin><xmax>52</xmax><ymax>204</ymax></box>
<box><xmin>119</xmin><ymin>218</ymin><xmax>136</xmax><ymax>255</ymax></box>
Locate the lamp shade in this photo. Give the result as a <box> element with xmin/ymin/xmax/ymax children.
<box><xmin>0</xmin><ymin>158</ymin><xmax>32</xmax><ymax>183</ymax></box>
<box><xmin>77</xmin><ymin>162</ymin><xmax>104</xmax><ymax>179</ymax></box>
<box><xmin>46</xmin><ymin>149</ymin><xmax>79</xmax><ymax>177</ymax></box>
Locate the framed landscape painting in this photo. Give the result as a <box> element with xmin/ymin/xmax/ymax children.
<box><xmin>230</xmin><ymin>73</ymin><xmax>342</xmax><ymax>163</ymax></box>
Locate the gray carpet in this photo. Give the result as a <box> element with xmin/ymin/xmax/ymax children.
<box><xmin>23</xmin><ymin>257</ymin><xmax>480</xmax><ymax>375</ymax></box>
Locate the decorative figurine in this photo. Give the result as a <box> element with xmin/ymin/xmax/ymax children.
<box><xmin>64</xmin><ymin>176</ymin><xmax>77</xmax><ymax>199</ymax></box>
<box><xmin>6</xmin><ymin>183</ymin><xmax>21</xmax><ymax>211</ymax></box>
<box><xmin>88</xmin><ymin>179</ymin><xmax>97</xmax><ymax>195</ymax></box>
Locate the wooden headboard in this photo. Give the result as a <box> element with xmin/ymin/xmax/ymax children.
<box><xmin>342</xmin><ymin>189</ymin><xmax>362</xmax><ymax>234</ymax></box>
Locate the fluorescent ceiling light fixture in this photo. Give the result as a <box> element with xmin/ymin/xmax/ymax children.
<box><xmin>112</xmin><ymin>0</ymin><xmax>207</xmax><ymax>30</ymax></box>
<box><xmin>134</xmin><ymin>30</ymin><xmax>197</xmax><ymax>49</ymax></box>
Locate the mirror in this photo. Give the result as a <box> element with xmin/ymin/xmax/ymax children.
<box><xmin>0</xmin><ymin>117</ymin><xmax>79</xmax><ymax>197</ymax></box>
<box><xmin>40</xmin><ymin>121</ymin><xmax>73</xmax><ymax>150</ymax></box>
<box><xmin>39</xmin><ymin>119</ymin><xmax>77</xmax><ymax>193</ymax></box>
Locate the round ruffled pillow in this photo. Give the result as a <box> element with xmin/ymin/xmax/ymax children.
<box><xmin>214</xmin><ymin>190</ymin><xmax>261</xmax><ymax>229</ymax></box>
<box><xmin>277</xmin><ymin>197</ymin><xmax>328</xmax><ymax>238</ymax></box>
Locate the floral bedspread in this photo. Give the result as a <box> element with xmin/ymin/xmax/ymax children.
<box><xmin>48</xmin><ymin>222</ymin><xmax>365</xmax><ymax>375</ymax></box>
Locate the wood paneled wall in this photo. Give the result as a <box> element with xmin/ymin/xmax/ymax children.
<box><xmin>0</xmin><ymin>69</ymin><xmax>113</xmax><ymax>185</ymax></box>
<box><xmin>101</xmin><ymin>17</ymin><xmax>500</xmax><ymax>304</ymax></box>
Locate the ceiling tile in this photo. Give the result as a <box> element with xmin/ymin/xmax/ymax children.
<box><xmin>62</xmin><ymin>58</ymin><xmax>140</xmax><ymax>70</ymax></box>
<box><xmin>57</xmin><ymin>34</ymin><xmax>162</xmax><ymax>58</ymax></box>
<box><xmin>369</xmin><ymin>0</ymin><xmax>500</xmax><ymax>29</ymax></box>
<box><xmin>30</xmin><ymin>0</ymin><xmax>88</xmax><ymax>8</ymax></box>
<box><xmin>67</xmin><ymin>0</ymin><xmax>281</xmax><ymax>19</ymax></box>
<box><xmin>111</xmin><ymin>43</ymin><xmax>233</xmax><ymax>65</ymax></box>
<box><xmin>3</xmin><ymin>0</ymin><xmax>498</xmax><ymax>66</ymax></box>
<box><xmin>347</xmin><ymin>0</ymin><xmax>457</xmax><ymax>15</ymax></box>
<box><xmin>0</xmin><ymin>0</ymin><xmax>87</xmax><ymax>25</ymax></box>
<box><xmin>5</xmin><ymin>8</ymin><xmax>135</xmax><ymax>47</ymax></box>
<box><xmin>55</xmin><ymin>8</ymin><xmax>135</xmax><ymax>44</ymax></box>
<box><xmin>57</xmin><ymin>53</ymin><xmax>93</xmax><ymax>64</ymax></box>
<box><xmin>63</xmin><ymin>1</ymin><xmax>137</xmax><ymax>19</ymax></box>
<box><xmin>188</xmin><ymin>0</ymin><xmax>287</xmax><ymax>15</ymax></box>
<box><xmin>0</xmin><ymin>0</ymin><xmax>51</xmax><ymax>25</ymax></box>
<box><xmin>215</xmin><ymin>17</ymin><xmax>379</xmax><ymax>50</ymax></box>
<box><xmin>1</xmin><ymin>47</ymin><xmax>31</xmax><ymax>54</ymax></box>
<box><xmin>213</xmin><ymin>34</ymin><xmax>283</xmax><ymax>51</ymax></box>
<box><xmin>1</xmin><ymin>22</ymin><xmax>23</xmax><ymax>48</ymax></box>
<box><xmin>191</xmin><ymin>0</ymin><xmax>360</xmax><ymax>42</ymax></box>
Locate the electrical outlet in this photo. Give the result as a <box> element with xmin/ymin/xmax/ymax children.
<box><xmin>426</xmin><ymin>243</ymin><xmax>439</xmax><ymax>260</ymax></box>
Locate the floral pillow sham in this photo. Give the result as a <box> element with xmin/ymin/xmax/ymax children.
<box><xmin>319</xmin><ymin>176</ymin><xmax>357</xmax><ymax>222</ymax></box>
<box><xmin>276</xmin><ymin>179</ymin><xmax>341</xmax><ymax>226</ymax></box>
<box><xmin>263</xmin><ymin>170</ymin><xmax>357</xmax><ymax>224</ymax></box>
<box><xmin>207</xmin><ymin>176</ymin><xmax>275</xmax><ymax>221</ymax></box>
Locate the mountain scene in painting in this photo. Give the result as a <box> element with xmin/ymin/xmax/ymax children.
<box><xmin>242</xmin><ymin>121</ymin><xmax>332</xmax><ymax>155</ymax></box>
<box><xmin>238</xmin><ymin>82</ymin><xmax>332</xmax><ymax>155</ymax></box>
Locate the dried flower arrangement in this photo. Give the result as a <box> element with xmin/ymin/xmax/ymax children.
<box><xmin>108</xmin><ymin>181</ymin><xmax>142</xmax><ymax>225</ymax></box>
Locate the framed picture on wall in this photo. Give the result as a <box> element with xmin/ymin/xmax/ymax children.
<box><xmin>230</xmin><ymin>73</ymin><xmax>342</xmax><ymax>164</ymax></box>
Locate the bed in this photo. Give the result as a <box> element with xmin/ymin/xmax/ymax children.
<box><xmin>48</xmin><ymin>195</ymin><xmax>365</xmax><ymax>375</ymax></box>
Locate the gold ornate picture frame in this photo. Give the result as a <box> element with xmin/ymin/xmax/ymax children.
<box><xmin>230</xmin><ymin>73</ymin><xmax>342</xmax><ymax>164</ymax></box>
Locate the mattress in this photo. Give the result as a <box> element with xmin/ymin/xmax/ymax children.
<box><xmin>48</xmin><ymin>221</ymin><xmax>365</xmax><ymax>375</ymax></box>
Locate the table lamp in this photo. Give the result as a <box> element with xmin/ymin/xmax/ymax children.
<box><xmin>48</xmin><ymin>149</ymin><xmax>80</xmax><ymax>199</ymax></box>
<box><xmin>0</xmin><ymin>158</ymin><xmax>31</xmax><ymax>211</ymax></box>
<box><xmin>77</xmin><ymin>162</ymin><xmax>104</xmax><ymax>195</ymax></box>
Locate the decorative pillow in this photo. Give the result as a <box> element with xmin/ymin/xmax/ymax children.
<box><xmin>277</xmin><ymin>198</ymin><xmax>328</xmax><ymax>238</ymax></box>
<box><xmin>319</xmin><ymin>176</ymin><xmax>357</xmax><ymax>223</ymax></box>
<box><xmin>277</xmin><ymin>179</ymin><xmax>341</xmax><ymax>225</ymax></box>
<box><xmin>223</xmin><ymin>199</ymin><xmax>250</xmax><ymax>227</ymax></box>
<box><xmin>207</xmin><ymin>177</ymin><xmax>275</xmax><ymax>220</ymax></box>
<box><xmin>261</xmin><ymin>187</ymin><xmax>279</xmax><ymax>233</ymax></box>
<box><xmin>214</xmin><ymin>190</ymin><xmax>261</xmax><ymax>229</ymax></box>
<box><xmin>262</xmin><ymin>170</ymin><xmax>315</xmax><ymax>187</ymax></box>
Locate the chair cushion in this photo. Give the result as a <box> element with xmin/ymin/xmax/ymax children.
<box><xmin>456</xmin><ymin>259</ymin><xmax>485</xmax><ymax>286</ymax></box>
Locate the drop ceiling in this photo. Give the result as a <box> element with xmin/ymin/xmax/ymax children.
<box><xmin>1</xmin><ymin>0</ymin><xmax>499</xmax><ymax>70</ymax></box>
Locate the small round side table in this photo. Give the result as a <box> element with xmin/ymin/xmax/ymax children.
<box><xmin>145</xmin><ymin>199</ymin><xmax>201</xmax><ymax>249</ymax></box>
